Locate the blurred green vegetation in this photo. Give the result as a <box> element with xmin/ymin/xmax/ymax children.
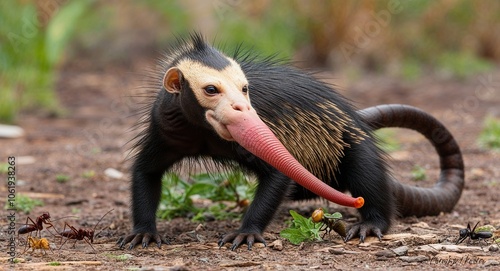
<box><xmin>157</xmin><ymin>171</ymin><xmax>255</xmax><ymax>221</ymax></box>
<box><xmin>0</xmin><ymin>0</ymin><xmax>93</xmax><ymax>122</ymax></box>
<box><xmin>478</xmin><ymin>116</ymin><xmax>500</xmax><ymax>151</ymax></box>
<box><xmin>5</xmin><ymin>194</ymin><xmax>43</xmax><ymax>214</ymax></box>
<box><xmin>1</xmin><ymin>0</ymin><xmax>499</xmax><ymax>122</ymax></box>
<box><xmin>0</xmin><ymin>163</ymin><xmax>8</xmax><ymax>174</ymax></box>
<box><xmin>55</xmin><ymin>174</ymin><xmax>70</xmax><ymax>183</ymax></box>
<box><xmin>410</xmin><ymin>165</ymin><xmax>427</xmax><ymax>181</ymax></box>
<box><xmin>374</xmin><ymin>129</ymin><xmax>401</xmax><ymax>153</ymax></box>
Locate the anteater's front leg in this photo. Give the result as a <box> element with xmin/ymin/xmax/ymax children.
<box><xmin>219</xmin><ymin>164</ymin><xmax>290</xmax><ymax>250</ymax></box>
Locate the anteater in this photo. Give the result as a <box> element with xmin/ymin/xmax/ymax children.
<box><xmin>118</xmin><ymin>33</ymin><xmax>464</xmax><ymax>250</ymax></box>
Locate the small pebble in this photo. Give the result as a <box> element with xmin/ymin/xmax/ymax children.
<box><xmin>195</xmin><ymin>224</ymin><xmax>205</xmax><ymax>233</ymax></box>
<box><xmin>483</xmin><ymin>260</ymin><xmax>499</xmax><ymax>267</ymax></box>
<box><xmin>399</xmin><ymin>255</ymin><xmax>428</xmax><ymax>263</ymax></box>
<box><xmin>391</xmin><ymin>245</ymin><xmax>408</xmax><ymax>256</ymax></box>
<box><xmin>375</xmin><ymin>249</ymin><xmax>396</xmax><ymax>258</ymax></box>
<box><xmin>270</xmin><ymin>239</ymin><xmax>283</xmax><ymax>251</ymax></box>
<box><xmin>104</xmin><ymin>168</ymin><xmax>124</xmax><ymax>179</ymax></box>
<box><xmin>298</xmin><ymin>242</ymin><xmax>305</xmax><ymax>250</ymax></box>
<box><xmin>0</xmin><ymin>124</ymin><xmax>24</xmax><ymax>138</ymax></box>
<box><xmin>329</xmin><ymin>248</ymin><xmax>360</xmax><ymax>255</ymax></box>
<box><xmin>329</xmin><ymin>248</ymin><xmax>346</xmax><ymax>255</ymax></box>
<box><xmin>17</xmin><ymin>156</ymin><xmax>35</xmax><ymax>165</ymax></box>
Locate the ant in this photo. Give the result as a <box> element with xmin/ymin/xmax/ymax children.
<box><xmin>58</xmin><ymin>209</ymin><xmax>113</xmax><ymax>252</ymax></box>
<box><xmin>456</xmin><ymin>222</ymin><xmax>493</xmax><ymax>245</ymax></box>
<box><xmin>311</xmin><ymin>208</ymin><xmax>347</xmax><ymax>238</ymax></box>
<box><xmin>18</xmin><ymin>212</ymin><xmax>57</xmax><ymax>238</ymax></box>
<box><xmin>20</xmin><ymin>237</ymin><xmax>52</xmax><ymax>256</ymax></box>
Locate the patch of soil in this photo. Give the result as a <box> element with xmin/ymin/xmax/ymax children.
<box><xmin>1</xmin><ymin>52</ymin><xmax>500</xmax><ymax>270</ymax></box>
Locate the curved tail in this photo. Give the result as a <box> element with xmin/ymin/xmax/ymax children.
<box><xmin>357</xmin><ymin>104</ymin><xmax>464</xmax><ymax>217</ymax></box>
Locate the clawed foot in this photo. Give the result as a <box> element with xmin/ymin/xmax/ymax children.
<box><xmin>117</xmin><ymin>232</ymin><xmax>169</xmax><ymax>249</ymax></box>
<box><xmin>218</xmin><ymin>231</ymin><xmax>266</xmax><ymax>251</ymax></box>
<box><xmin>345</xmin><ymin>222</ymin><xmax>383</xmax><ymax>242</ymax></box>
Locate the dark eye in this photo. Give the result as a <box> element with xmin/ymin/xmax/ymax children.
<box><xmin>204</xmin><ymin>85</ymin><xmax>219</xmax><ymax>95</ymax></box>
<box><xmin>242</xmin><ymin>85</ymin><xmax>249</xmax><ymax>94</ymax></box>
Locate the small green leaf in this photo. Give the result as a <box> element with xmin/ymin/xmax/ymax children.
<box><xmin>279</xmin><ymin>228</ymin><xmax>311</xmax><ymax>245</ymax></box>
<box><xmin>475</xmin><ymin>225</ymin><xmax>495</xmax><ymax>233</ymax></box>
<box><xmin>56</xmin><ymin>174</ymin><xmax>70</xmax><ymax>183</ymax></box>
<box><xmin>324</xmin><ymin>212</ymin><xmax>342</xmax><ymax>220</ymax></box>
<box><xmin>289</xmin><ymin>210</ymin><xmax>310</xmax><ymax>228</ymax></box>
<box><xmin>185</xmin><ymin>182</ymin><xmax>217</xmax><ymax>198</ymax></box>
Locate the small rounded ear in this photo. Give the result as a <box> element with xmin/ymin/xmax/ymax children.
<box><xmin>163</xmin><ymin>67</ymin><xmax>183</xmax><ymax>94</ymax></box>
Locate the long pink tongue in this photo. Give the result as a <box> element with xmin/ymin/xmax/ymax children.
<box><xmin>227</xmin><ymin>117</ymin><xmax>364</xmax><ymax>209</ymax></box>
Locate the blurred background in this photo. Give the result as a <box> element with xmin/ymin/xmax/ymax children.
<box><xmin>1</xmin><ymin>0</ymin><xmax>499</xmax><ymax>123</ymax></box>
<box><xmin>1</xmin><ymin>3</ymin><xmax>500</xmax><ymax>262</ymax></box>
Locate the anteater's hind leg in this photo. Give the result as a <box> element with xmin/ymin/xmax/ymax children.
<box><xmin>339</xmin><ymin>140</ymin><xmax>395</xmax><ymax>242</ymax></box>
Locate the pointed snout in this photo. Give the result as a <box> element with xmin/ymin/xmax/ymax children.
<box><xmin>225</xmin><ymin>111</ymin><xmax>364</xmax><ymax>209</ymax></box>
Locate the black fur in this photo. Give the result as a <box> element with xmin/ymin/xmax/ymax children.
<box><xmin>118</xmin><ymin>34</ymin><xmax>460</xmax><ymax>250</ymax></box>
<box><xmin>171</xmin><ymin>33</ymin><xmax>231</xmax><ymax>71</ymax></box>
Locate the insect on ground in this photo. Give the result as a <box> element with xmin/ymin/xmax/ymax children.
<box><xmin>311</xmin><ymin>207</ymin><xmax>347</xmax><ymax>239</ymax></box>
<box><xmin>18</xmin><ymin>212</ymin><xmax>57</xmax><ymax>239</ymax></box>
<box><xmin>58</xmin><ymin>209</ymin><xmax>113</xmax><ymax>252</ymax></box>
<box><xmin>456</xmin><ymin>221</ymin><xmax>493</xmax><ymax>246</ymax></box>
<box><xmin>19</xmin><ymin>237</ymin><xmax>53</xmax><ymax>256</ymax></box>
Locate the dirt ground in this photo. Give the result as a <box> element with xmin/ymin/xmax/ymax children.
<box><xmin>1</xmin><ymin>50</ymin><xmax>500</xmax><ymax>270</ymax></box>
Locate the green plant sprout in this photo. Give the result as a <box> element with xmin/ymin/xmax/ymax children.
<box><xmin>411</xmin><ymin>165</ymin><xmax>427</xmax><ymax>181</ymax></box>
<box><xmin>478</xmin><ymin>116</ymin><xmax>500</xmax><ymax>151</ymax></box>
<box><xmin>6</xmin><ymin>194</ymin><xmax>43</xmax><ymax>214</ymax></box>
<box><xmin>280</xmin><ymin>209</ymin><xmax>343</xmax><ymax>245</ymax></box>
<box><xmin>82</xmin><ymin>170</ymin><xmax>96</xmax><ymax>179</ymax></box>
<box><xmin>0</xmin><ymin>163</ymin><xmax>8</xmax><ymax>174</ymax></box>
<box><xmin>56</xmin><ymin>174</ymin><xmax>70</xmax><ymax>183</ymax></box>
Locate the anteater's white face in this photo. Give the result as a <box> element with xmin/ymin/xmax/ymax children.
<box><xmin>162</xmin><ymin>57</ymin><xmax>253</xmax><ymax>141</ymax></box>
